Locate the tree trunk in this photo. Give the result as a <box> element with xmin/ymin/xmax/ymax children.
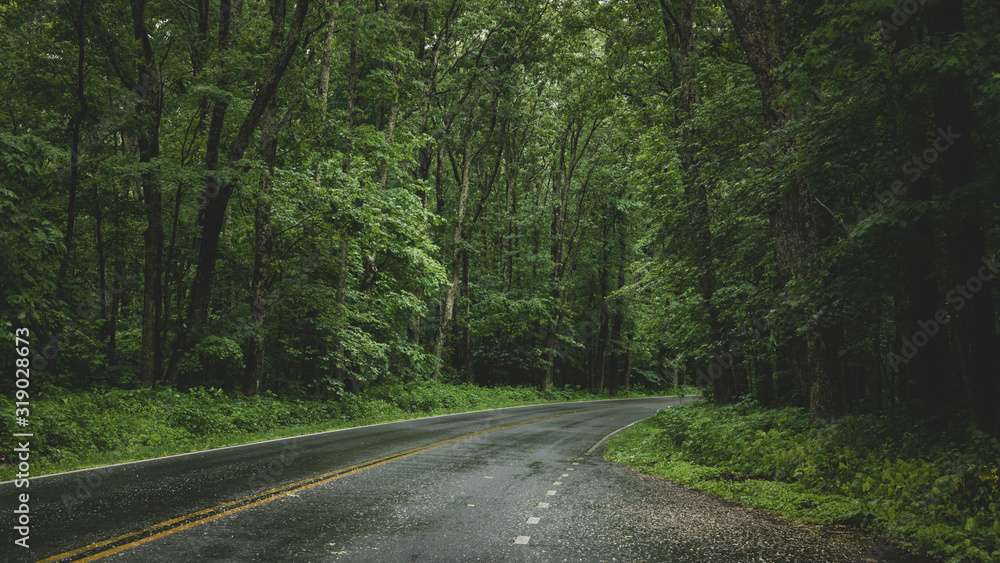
<box><xmin>170</xmin><ymin>0</ymin><xmax>243</xmax><ymax>385</ymax></box>
<box><xmin>240</xmin><ymin>0</ymin><xmax>286</xmax><ymax>389</ymax></box>
<box><xmin>885</xmin><ymin>23</ymin><xmax>950</xmax><ymax>411</ymax></box>
<box><xmin>343</xmin><ymin>0</ymin><xmax>360</xmax><ymax>172</ymax></box>
<box><xmin>542</xmin><ymin>118</ymin><xmax>600</xmax><ymax>390</ymax></box>
<box><xmin>594</xmin><ymin>300</ymin><xmax>609</xmax><ymax>394</ymax></box>
<box><xmin>872</xmin><ymin>298</ymin><xmax>883</xmax><ymax>411</ymax></box>
<box><xmin>107</xmin><ymin>262</ymin><xmax>123</xmax><ymax>363</ymax></box>
<box><xmin>244</xmin><ymin>98</ymin><xmax>279</xmax><ymax>396</ymax></box>
<box><xmin>94</xmin><ymin>180</ymin><xmax>108</xmax><ymax>348</ymax></box>
<box><xmin>176</xmin><ymin>0</ymin><xmax>311</xmax><ymax>387</ymax></box>
<box><xmin>333</xmin><ymin>0</ymin><xmax>360</xmax><ymax>384</ymax></box>
<box><xmin>116</xmin><ymin>0</ymin><xmax>167</xmax><ymax>388</ymax></box>
<box><xmin>624</xmin><ymin>334</ymin><xmax>633</xmax><ymax>393</ymax></box>
<box><xmin>721</xmin><ymin>0</ymin><xmax>838</xmax><ymax>419</ymax></box>
<box><xmin>542</xmin><ymin>316</ymin><xmax>564</xmax><ymax>391</ymax></box>
<box><xmin>461</xmin><ymin>249</ymin><xmax>474</xmax><ymax>383</ymax></box>
<box><xmin>433</xmin><ymin>120</ymin><xmax>476</xmax><ymax>379</ymax></box>
<box><xmin>755</xmin><ymin>353</ymin><xmax>774</xmax><ymax>406</ymax></box>
<box><xmin>658</xmin><ymin>0</ymin><xmax>729</xmax><ymax>403</ymax></box>
<box><xmin>314</xmin><ymin>0</ymin><xmax>338</xmax><ymax>186</ymax></box>
<box><xmin>608</xmin><ymin>301</ymin><xmax>624</xmax><ymax>394</ymax></box>
<box><xmin>926</xmin><ymin>0</ymin><xmax>999</xmax><ymax>436</ymax></box>
<box><xmin>501</xmin><ymin>155</ymin><xmax>517</xmax><ymax>293</ymax></box>
<box><xmin>58</xmin><ymin>0</ymin><xmax>88</xmax><ymax>293</ymax></box>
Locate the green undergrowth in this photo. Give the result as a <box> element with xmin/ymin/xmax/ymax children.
<box><xmin>0</xmin><ymin>381</ymin><xmax>672</xmax><ymax>481</ymax></box>
<box><xmin>605</xmin><ymin>399</ymin><xmax>1000</xmax><ymax>563</ymax></box>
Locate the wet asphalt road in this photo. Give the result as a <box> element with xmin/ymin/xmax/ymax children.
<box><xmin>2</xmin><ymin>397</ymin><xmax>870</xmax><ymax>562</ymax></box>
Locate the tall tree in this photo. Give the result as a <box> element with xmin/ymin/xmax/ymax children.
<box><xmin>92</xmin><ymin>0</ymin><xmax>166</xmax><ymax>387</ymax></box>
<box><xmin>925</xmin><ymin>0</ymin><xmax>999</xmax><ymax>436</ymax></box>
<box><xmin>720</xmin><ymin>0</ymin><xmax>839</xmax><ymax>419</ymax></box>
<box><xmin>177</xmin><ymin>0</ymin><xmax>313</xmax><ymax>387</ymax></box>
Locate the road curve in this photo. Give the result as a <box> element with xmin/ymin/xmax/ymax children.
<box><xmin>2</xmin><ymin>397</ymin><xmax>868</xmax><ymax>562</ymax></box>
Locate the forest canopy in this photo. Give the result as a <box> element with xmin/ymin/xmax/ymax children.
<box><xmin>2</xmin><ymin>0</ymin><xmax>999</xmax><ymax>437</ymax></box>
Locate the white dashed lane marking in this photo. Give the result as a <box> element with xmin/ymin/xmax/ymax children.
<box><xmin>513</xmin><ymin>416</ymin><xmax>681</xmax><ymax>554</ymax></box>
<box><xmin>515</xmin><ymin>458</ymin><xmax>582</xmax><ymax>548</ymax></box>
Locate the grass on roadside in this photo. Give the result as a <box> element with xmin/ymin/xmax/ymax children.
<box><xmin>604</xmin><ymin>398</ymin><xmax>1000</xmax><ymax>563</ymax></box>
<box><xmin>0</xmin><ymin>381</ymin><xmax>676</xmax><ymax>482</ymax></box>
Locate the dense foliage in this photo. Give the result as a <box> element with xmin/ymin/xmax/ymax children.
<box><xmin>606</xmin><ymin>402</ymin><xmax>1000</xmax><ymax>562</ymax></box>
<box><xmin>2</xmin><ymin>0</ymin><xmax>999</xmax><ymax>436</ymax></box>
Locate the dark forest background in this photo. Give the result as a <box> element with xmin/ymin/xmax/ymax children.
<box><xmin>2</xmin><ymin>0</ymin><xmax>999</xmax><ymax>438</ymax></box>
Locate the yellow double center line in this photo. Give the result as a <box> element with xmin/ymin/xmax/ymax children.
<box><xmin>37</xmin><ymin>409</ymin><xmax>596</xmax><ymax>562</ymax></box>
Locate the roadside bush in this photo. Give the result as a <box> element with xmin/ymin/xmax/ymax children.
<box><xmin>167</xmin><ymin>387</ymin><xmax>239</xmax><ymax>435</ymax></box>
<box><xmin>340</xmin><ymin>394</ymin><xmax>404</xmax><ymax>420</ymax></box>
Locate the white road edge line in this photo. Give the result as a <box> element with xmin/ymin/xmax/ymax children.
<box><xmin>584</xmin><ymin>420</ymin><xmax>642</xmax><ymax>456</ymax></box>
